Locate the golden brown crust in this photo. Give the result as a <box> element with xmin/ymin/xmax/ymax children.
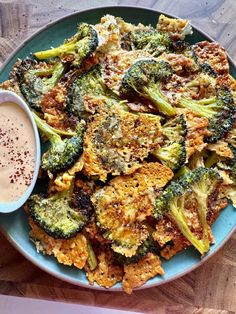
<box><xmin>104</xmin><ymin>50</ymin><xmax>151</xmax><ymax>92</ymax></box>
<box><xmin>158</xmin><ymin>14</ymin><xmax>191</xmax><ymax>40</ymax></box>
<box><xmin>182</xmin><ymin>110</ymin><xmax>210</xmax><ymax>158</ymax></box>
<box><xmin>92</xmin><ymin>162</ymin><xmax>173</xmax><ymax>256</ymax></box>
<box><xmin>193</xmin><ymin>41</ymin><xmax>229</xmax><ymax>79</ymax></box>
<box><xmin>207</xmin><ymin>141</ymin><xmax>234</xmax><ymax>158</ymax></box>
<box><xmin>122</xmin><ymin>253</ymin><xmax>164</xmax><ymax>294</ymax></box>
<box><xmin>85</xmin><ymin>247</ymin><xmax>123</xmax><ymax>288</ymax></box>
<box><xmin>29</xmin><ymin>218</ymin><xmax>88</xmax><ymax>269</ymax></box>
<box><xmin>83</xmin><ymin>107</ymin><xmax>162</xmax><ymax>181</ymax></box>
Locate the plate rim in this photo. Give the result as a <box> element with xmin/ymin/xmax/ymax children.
<box><xmin>0</xmin><ymin>4</ymin><xmax>236</xmax><ymax>292</ymax></box>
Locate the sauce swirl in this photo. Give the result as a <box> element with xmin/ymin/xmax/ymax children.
<box><xmin>0</xmin><ymin>102</ymin><xmax>36</xmax><ymax>203</ymax></box>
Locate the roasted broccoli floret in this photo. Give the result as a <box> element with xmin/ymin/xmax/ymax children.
<box><xmin>217</xmin><ymin>144</ymin><xmax>236</xmax><ymax>181</ymax></box>
<box><xmin>33</xmin><ymin>113</ymin><xmax>85</xmax><ymax>173</ymax></box>
<box><xmin>34</xmin><ymin>23</ymin><xmax>98</xmax><ymax>67</ymax></box>
<box><xmin>14</xmin><ymin>58</ymin><xmax>65</xmax><ymax>111</ymax></box>
<box><xmin>28</xmin><ymin>185</ymin><xmax>93</xmax><ymax>238</ymax></box>
<box><xmin>67</xmin><ymin>64</ymin><xmax>118</xmax><ymax>118</ymax></box>
<box><xmin>152</xmin><ymin>115</ymin><xmax>187</xmax><ymax>171</ymax></box>
<box><xmin>121</xmin><ymin>29</ymin><xmax>172</xmax><ymax>57</ymax></box>
<box><xmin>114</xmin><ymin>237</ymin><xmax>159</xmax><ymax>265</ymax></box>
<box><xmin>154</xmin><ymin>167</ymin><xmax>223</xmax><ymax>255</ymax></box>
<box><xmin>119</xmin><ymin>59</ymin><xmax>176</xmax><ymax>116</ymax></box>
<box><xmin>179</xmin><ymin>86</ymin><xmax>236</xmax><ymax>143</ymax></box>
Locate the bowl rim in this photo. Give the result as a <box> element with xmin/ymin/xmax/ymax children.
<box><xmin>1</xmin><ymin>5</ymin><xmax>236</xmax><ymax>72</ymax></box>
<box><xmin>0</xmin><ymin>4</ymin><xmax>235</xmax><ymax>292</ymax></box>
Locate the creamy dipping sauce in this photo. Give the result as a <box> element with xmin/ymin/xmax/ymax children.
<box><xmin>0</xmin><ymin>102</ymin><xmax>36</xmax><ymax>203</ymax></box>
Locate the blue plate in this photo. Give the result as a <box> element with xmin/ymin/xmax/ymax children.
<box><xmin>0</xmin><ymin>6</ymin><xmax>236</xmax><ymax>291</ymax></box>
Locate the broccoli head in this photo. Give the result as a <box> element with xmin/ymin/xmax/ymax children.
<box><xmin>13</xmin><ymin>58</ymin><xmax>65</xmax><ymax>111</ymax></box>
<box><xmin>152</xmin><ymin>115</ymin><xmax>187</xmax><ymax>171</ymax></box>
<box><xmin>66</xmin><ymin>64</ymin><xmax>117</xmax><ymax>118</ymax></box>
<box><xmin>154</xmin><ymin>167</ymin><xmax>223</xmax><ymax>255</ymax></box>
<box><xmin>33</xmin><ymin>113</ymin><xmax>85</xmax><ymax>174</ymax></box>
<box><xmin>179</xmin><ymin>86</ymin><xmax>236</xmax><ymax>143</ymax></box>
<box><xmin>28</xmin><ymin>185</ymin><xmax>93</xmax><ymax>238</ymax></box>
<box><xmin>114</xmin><ymin>237</ymin><xmax>159</xmax><ymax>265</ymax></box>
<box><xmin>121</xmin><ymin>29</ymin><xmax>172</xmax><ymax>57</ymax></box>
<box><xmin>217</xmin><ymin>144</ymin><xmax>236</xmax><ymax>182</ymax></box>
<box><xmin>119</xmin><ymin>59</ymin><xmax>176</xmax><ymax>116</ymax></box>
<box><xmin>34</xmin><ymin>23</ymin><xmax>98</xmax><ymax>67</ymax></box>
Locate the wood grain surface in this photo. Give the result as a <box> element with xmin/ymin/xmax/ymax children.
<box><xmin>0</xmin><ymin>1</ymin><xmax>236</xmax><ymax>313</ymax></box>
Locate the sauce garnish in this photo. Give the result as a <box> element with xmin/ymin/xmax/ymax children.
<box><xmin>0</xmin><ymin>102</ymin><xmax>36</xmax><ymax>203</ymax></box>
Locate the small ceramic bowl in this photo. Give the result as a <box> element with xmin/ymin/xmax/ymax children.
<box><xmin>0</xmin><ymin>90</ymin><xmax>41</xmax><ymax>213</ymax></box>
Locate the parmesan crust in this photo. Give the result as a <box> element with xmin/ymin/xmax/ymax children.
<box><xmin>83</xmin><ymin>106</ymin><xmax>162</xmax><ymax>181</ymax></box>
<box><xmin>193</xmin><ymin>41</ymin><xmax>229</xmax><ymax>81</ymax></box>
<box><xmin>93</xmin><ymin>162</ymin><xmax>173</xmax><ymax>256</ymax></box>
<box><xmin>182</xmin><ymin>110</ymin><xmax>210</xmax><ymax>159</ymax></box>
<box><xmin>29</xmin><ymin>218</ymin><xmax>88</xmax><ymax>269</ymax></box>
<box><xmin>85</xmin><ymin>247</ymin><xmax>123</xmax><ymax>288</ymax></box>
<box><xmin>122</xmin><ymin>253</ymin><xmax>164</xmax><ymax>294</ymax></box>
<box><xmin>158</xmin><ymin>14</ymin><xmax>192</xmax><ymax>40</ymax></box>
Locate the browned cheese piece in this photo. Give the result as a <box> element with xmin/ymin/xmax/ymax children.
<box><xmin>92</xmin><ymin>162</ymin><xmax>173</xmax><ymax>257</ymax></box>
<box><xmin>29</xmin><ymin>218</ymin><xmax>88</xmax><ymax>269</ymax></box>
<box><xmin>83</xmin><ymin>106</ymin><xmax>162</xmax><ymax>181</ymax></box>
<box><xmin>122</xmin><ymin>253</ymin><xmax>164</xmax><ymax>294</ymax></box>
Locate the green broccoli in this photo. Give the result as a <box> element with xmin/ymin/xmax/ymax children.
<box><xmin>14</xmin><ymin>58</ymin><xmax>65</xmax><ymax>111</ymax></box>
<box><xmin>33</xmin><ymin>113</ymin><xmax>85</xmax><ymax>174</ymax></box>
<box><xmin>178</xmin><ymin>86</ymin><xmax>236</xmax><ymax>143</ymax></box>
<box><xmin>113</xmin><ymin>237</ymin><xmax>159</xmax><ymax>265</ymax></box>
<box><xmin>119</xmin><ymin>59</ymin><xmax>176</xmax><ymax>116</ymax></box>
<box><xmin>217</xmin><ymin>144</ymin><xmax>236</xmax><ymax>181</ymax></box>
<box><xmin>28</xmin><ymin>183</ymin><xmax>93</xmax><ymax>238</ymax></box>
<box><xmin>66</xmin><ymin>64</ymin><xmax>119</xmax><ymax>118</ymax></box>
<box><xmin>152</xmin><ymin>115</ymin><xmax>187</xmax><ymax>171</ymax></box>
<box><xmin>121</xmin><ymin>29</ymin><xmax>172</xmax><ymax>57</ymax></box>
<box><xmin>34</xmin><ymin>23</ymin><xmax>98</xmax><ymax>67</ymax></box>
<box><xmin>154</xmin><ymin>167</ymin><xmax>223</xmax><ymax>255</ymax></box>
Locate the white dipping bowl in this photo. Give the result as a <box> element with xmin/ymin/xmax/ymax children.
<box><xmin>0</xmin><ymin>90</ymin><xmax>41</xmax><ymax>213</ymax></box>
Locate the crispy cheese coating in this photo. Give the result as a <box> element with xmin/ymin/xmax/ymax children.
<box><xmin>181</xmin><ymin>109</ymin><xmax>210</xmax><ymax>159</ymax></box>
<box><xmin>157</xmin><ymin>14</ymin><xmax>191</xmax><ymax>40</ymax></box>
<box><xmin>92</xmin><ymin>162</ymin><xmax>173</xmax><ymax>257</ymax></box>
<box><xmin>104</xmin><ymin>50</ymin><xmax>151</xmax><ymax>92</ymax></box>
<box><xmin>95</xmin><ymin>15</ymin><xmax>121</xmax><ymax>54</ymax></box>
<box><xmin>85</xmin><ymin>247</ymin><xmax>123</xmax><ymax>288</ymax></box>
<box><xmin>207</xmin><ymin>141</ymin><xmax>234</xmax><ymax>158</ymax></box>
<box><xmin>193</xmin><ymin>41</ymin><xmax>230</xmax><ymax>85</ymax></box>
<box><xmin>122</xmin><ymin>253</ymin><xmax>164</xmax><ymax>294</ymax></box>
<box><xmin>83</xmin><ymin>106</ymin><xmax>162</xmax><ymax>181</ymax></box>
<box><xmin>29</xmin><ymin>218</ymin><xmax>88</xmax><ymax>269</ymax></box>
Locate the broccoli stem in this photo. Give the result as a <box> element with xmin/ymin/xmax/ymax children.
<box><xmin>143</xmin><ymin>84</ymin><xmax>176</xmax><ymax>116</ymax></box>
<box><xmin>192</xmin><ymin>190</ymin><xmax>210</xmax><ymax>252</ymax></box>
<box><xmin>34</xmin><ymin>42</ymin><xmax>76</xmax><ymax>59</ymax></box>
<box><xmin>205</xmin><ymin>152</ymin><xmax>220</xmax><ymax>168</ymax></box>
<box><xmin>33</xmin><ymin>112</ymin><xmax>62</xmax><ymax>144</ymax></box>
<box><xmin>45</xmin><ymin>62</ymin><xmax>65</xmax><ymax>90</ymax></box>
<box><xmin>87</xmin><ymin>241</ymin><xmax>97</xmax><ymax>271</ymax></box>
<box><xmin>173</xmin><ymin>166</ymin><xmax>190</xmax><ymax>180</ymax></box>
<box><xmin>179</xmin><ymin>98</ymin><xmax>217</xmax><ymax>118</ymax></box>
<box><xmin>169</xmin><ymin>198</ymin><xmax>207</xmax><ymax>255</ymax></box>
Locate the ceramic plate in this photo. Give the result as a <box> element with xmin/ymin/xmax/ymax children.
<box><xmin>0</xmin><ymin>6</ymin><xmax>236</xmax><ymax>291</ymax></box>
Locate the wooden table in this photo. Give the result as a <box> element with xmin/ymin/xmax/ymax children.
<box><xmin>0</xmin><ymin>1</ymin><xmax>236</xmax><ymax>313</ymax></box>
